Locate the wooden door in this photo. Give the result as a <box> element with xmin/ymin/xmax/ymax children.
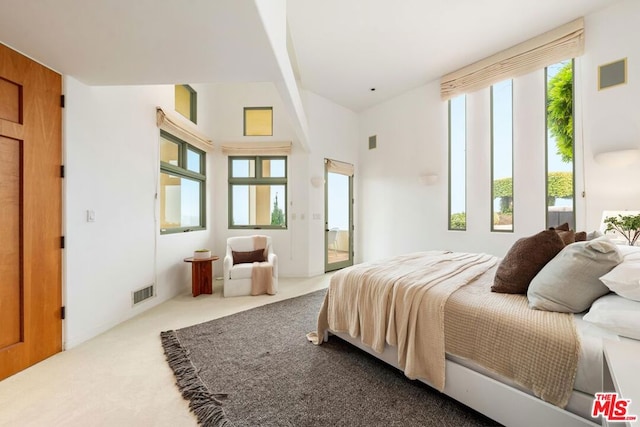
<box><xmin>0</xmin><ymin>43</ymin><xmax>62</xmax><ymax>380</ymax></box>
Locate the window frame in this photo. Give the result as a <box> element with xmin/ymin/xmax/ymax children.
<box><xmin>159</xmin><ymin>130</ymin><xmax>206</xmax><ymax>234</ymax></box>
<box><xmin>243</xmin><ymin>107</ymin><xmax>273</xmax><ymax>136</ymax></box>
<box><xmin>175</xmin><ymin>84</ymin><xmax>197</xmax><ymax>124</ymax></box>
<box><xmin>490</xmin><ymin>79</ymin><xmax>514</xmax><ymax>233</ymax></box>
<box><xmin>228</xmin><ymin>155</ymin><xmax>288</xmax><ymax>230</ymax></box>
<box><xmin>448</xmin><ymin>95</ymin><xmax>467</xmax><ymax>231</ymax></box>
<box><xmin>544</xmin><ymin>59</ymin><xmax>576</xmax><ymax>230</ymax></box>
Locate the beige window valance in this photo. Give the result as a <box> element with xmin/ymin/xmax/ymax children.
<box><xmin>156</xmin><ymin>107</ymin><xmax>213</xmax><ymax>150</ymax></box>
<box><xmin>221</xmin><ymin>141</ymin><xmax>292</xmax><ymax>156</ymax></box>
<box><xmin>326</xmin><ymin>158</ymin><xmax>354</xmax><ymax>177</ymax></box>
<box><xmin>440</xmin><ymin>18</ymin><xmax>584</xmax><ymax>100</ymax></box>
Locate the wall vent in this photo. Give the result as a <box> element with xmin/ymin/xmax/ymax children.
<box><xmin>368</xmin><ymin>135</ymin><xmax>377</xmax><ymax>150</ymax></box>
<box><xmin>132</xmin><ymin>284</ymin><xmax>155</xmax><ymax>306</ymax></box>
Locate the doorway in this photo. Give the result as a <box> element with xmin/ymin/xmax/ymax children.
<box><xmin>324</xmin><ymin>159</ymin><xmax>354</xmax><ymax>272</ymax></box>
<box><xmin>0</xmin><ymin>43</ymin><xmax>62</xmax><ymax>380</ymax></box>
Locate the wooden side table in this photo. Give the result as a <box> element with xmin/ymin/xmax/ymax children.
<box><xmin>183</xmin><ymin>256</ymin><xmax>219</xmax><ymax>297</ymax></box>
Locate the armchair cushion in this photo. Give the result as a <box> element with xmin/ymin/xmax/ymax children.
<box><xmin>232</xmin><ymin>249</ymin><xmax>266</xmax><ymax>265</ymax></box>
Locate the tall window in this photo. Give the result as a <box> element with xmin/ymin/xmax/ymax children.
<box><xmin>175</xmin><ymin>85</ymin><xmax>197</xmax><ymax>124</ymax></box>
<box><xmin>449</xmin><ymin>95</ymin><xmax>466</xmax><ymax>230</ymax></box>
<box><xmin>545</xmin><ymin>60</ymin><xmax>575</xmax><ymax>229</ymax></box>
<box><xmin>160</xmin><ymin>131</ymin><xmax>206</xmax><ymax>233</ymax></box>
<box><xmin>491</xmin><ymin>80</ymin><xmax>514</xmax><ymax>232</ymax></box>
<box><xmin>229</xmin><ymin>156</ymin><xmax>287</xmax><ymax>229</ymax></box>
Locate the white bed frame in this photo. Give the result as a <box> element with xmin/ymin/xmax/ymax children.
<box><xmin>327</xmin><ymin>330</ymin><xmax>600</xmax><ymax>427</ymax></box>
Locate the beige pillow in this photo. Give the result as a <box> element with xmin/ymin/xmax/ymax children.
<box><xmin>527</xmin><ymin>237</ymin><xmax>623</xmax><ymax>313</ymax></box>
<box><xmin>492</xmin><ymin>230</ymin><xmax>565</xmax><ymax>294</ymax></box>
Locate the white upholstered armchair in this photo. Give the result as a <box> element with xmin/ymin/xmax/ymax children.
<box><xmin>223</xmin><ymin>235</ymin><xmax>278</xmax><ymax>297</ymax></box>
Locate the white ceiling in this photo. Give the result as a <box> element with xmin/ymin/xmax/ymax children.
<box><xmin>0</xmin><ymin>0</ymin><xmax>620</xmax><ymax>112</ymax></box>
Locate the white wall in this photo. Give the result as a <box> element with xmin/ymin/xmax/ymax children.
<box><xmin>357</xmin><ymin>0</ymin><xmax>640</xmax><ymax>261</ymax></box>
<box><xmin>582</xmin><ymin>0</ymin><xmax>640</xmax><ymax>224</ymax></box>
<box><xmin>302</xmin><ymin>90</ymin><xmax>359</xmax><ymax>275</ymax></box>
<box><xmin>204</xmin><ymin>83</ymin><xmax>359</xmax><ymax>278</ymax></box>
<box><xmin>205</xmin><ymin>82</ymin><xmax>309</xmax><ymax>277</ymax></box>
<box><xmin>64</xmin><ymin>78</ymin><xmax>214</xmax><ymax>348</ymax></box>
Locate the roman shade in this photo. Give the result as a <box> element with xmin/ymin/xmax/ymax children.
<box><xmin>156</xmin><ymin>107</ymin><xmax>212</xmax><ymax>150</ymax></box>
<box><xmin>326</xmin><ymin>158</ymin><xmax>354</xmax><ymax>177</ymax></box>
<box><xmin>440</xmin><ymin>18</ymin><xmax>584</xmax><ymax>100</ymax></box>
<box><xmin>221</xmin><ymin>141</ymin><xmax>292</xmax><ymax>156</ymax></box>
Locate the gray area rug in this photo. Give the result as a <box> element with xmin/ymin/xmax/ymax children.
<box><xmin>161</xmin><ymin>290</ymin><xmax>500</xmax><ymax>426</ymax></box>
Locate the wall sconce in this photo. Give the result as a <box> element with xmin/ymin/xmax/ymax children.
<box><xmin>418</xmin><ymin>173</ymin><xmax>438</xmax><ymax>186</ymax></box>
<box><xmin>594</xmin><ymin>148</ymin><xmax>640</xmax><ymax>167</ymax></box>
<box><xmin>310</xmin><ymin>176</ymin><xmax>325</xmax><ymax>188</ymax></box>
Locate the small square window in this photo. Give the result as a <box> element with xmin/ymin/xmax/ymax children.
<box><xmin>175</xmin><ymin>85</ymin><xmax>197</xmax><ymax>124</ymax></box>
<box><xmin>244</xmin><ymin>107</ymin><xmax>273</xmax><ymax>136</ymax></box>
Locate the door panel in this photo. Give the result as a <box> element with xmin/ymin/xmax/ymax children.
<box><xmin>325</xmin><ymin>160</ymin><xmax>354</xmax><ymax>272</ymax></box>
<box><xmin>0</xmin><ymin>43</ymin><xmax>62</xmax><ymax>381</ymax></box>
<box><xmin>0</xmin><ymin>136</ymin><xmax>22</xmax><ymax>349</ymax></box>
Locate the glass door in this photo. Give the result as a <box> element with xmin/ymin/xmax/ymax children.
<box><xmin>325</xmin><ymin>159</ymin><xmax>353</xmax><ymax>272</ymax></box>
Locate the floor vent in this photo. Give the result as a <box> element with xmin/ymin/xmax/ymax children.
<box><xmin>132</xmin><ymin>284</ymin><xmax>154</xmax><ymax>305</ymax></box>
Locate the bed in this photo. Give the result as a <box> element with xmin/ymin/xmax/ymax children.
<box><xmin>307</xmin><ymin>247</ymin><xmax>633</xmax><ymax>427</ymax></box>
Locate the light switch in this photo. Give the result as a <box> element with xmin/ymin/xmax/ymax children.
<box><xmin>87</xmin><ymin>210</ymin><xmax>95</xmax><ymax>222</ymax></box>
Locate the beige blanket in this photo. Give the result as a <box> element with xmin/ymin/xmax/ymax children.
<box><xmin>251</xmin><ymin>236</ymin><xmax>274</xmax><ymax>296</ymax></box>
<box><xmin>309</xmin><ymin>251</ymin><xmax>497</xmax><ymax>390</ymax></box>
<box><xmin>445</xmin><ymin>267</ymin><xmax>580</xmax><ymax>407</ymax></box>
<box><xmin>308</xmin><ymin>251</ymin><xmax>579</xmax><ymax>408</ymax></box>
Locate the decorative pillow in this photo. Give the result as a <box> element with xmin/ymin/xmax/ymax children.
<box><xmin>583</xmin><ymin>294</ymin><xmax>640</xmax><ymax>340</ymax></box>
<box><xmin>556</xmin><ymin>230</ymin><xmax>576</xmax><ymax>245</ymax></box>
<box><xmin>574</xmin><ymin>231</ymin><xmax>587</xmax><ymax>242</ymax></box>
<box><xmin>527</xmin><ymin>237</ymin><xmax>622</xmax><ymax>313</ymax></box>
<box><xmin>549</xmin><ymin>223</ymin><xmax>575</xmax><ymax>244</ymax></box>
<box><xmin>587</xmin><ymin>230</ymin><xmax>603</xmax><ymax>240</ymax></box>
<box><xmin>232</xmin><ymin>249</ymin><xmax>266</xmax><ymax>265</ymax></box>
<box><xmin>600</xmin><ymin>259</ymin><xmax>640</xmax><ymax>301</ymax></box>
<box><xmin>492</xmin><ymin>230</ymin><xmax>565</xmax><ymax>294</ymax></box>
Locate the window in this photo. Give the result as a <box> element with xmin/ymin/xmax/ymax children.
<box><xmin>175</xmin><ymin>84</ymin><xmax>197</xmax><ymax>124</ymax></box>
<box><xmin>244</xmin><ymin>107</ymin><xmax>273</xmax><ymax>136</ymax></box>
<box><xmin>545</xmin><ymin>60</ymin><xmax>575</xmax><ymax>229</ymax></box>
<box><xmin>449</xmin><ymin>95</ymin><xmax>466</xmax><ymax>230</ymax></box>
<box><xmin>160</xmin><ymin>130</ymin><xmax>206</xmax><ymax>233</ymax></box>
<box><xmin>491</xmin><ymin>80</ymin><xmax>514</xmax><ymax>232</ymax></box>
<box><xmin>229</xmin><ymin>156</ymin><xmax>287</xmax><ymax>229</ymax></box>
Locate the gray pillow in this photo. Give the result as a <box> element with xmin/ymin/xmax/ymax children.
<box><xmin>527</xmin><ymin>237</ymin><xmax>623</xmax><ymax>313</ymax></box>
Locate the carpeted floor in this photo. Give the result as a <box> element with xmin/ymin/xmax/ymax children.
<box><xmin>161</xmin><ymin>289</ymin><xmax>501</xmax><ymax>427</ymax></box>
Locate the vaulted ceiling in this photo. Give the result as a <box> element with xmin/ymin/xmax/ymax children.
<box><xmin>0</xmin><ymin>0</ymin><xmax>620</xmax><ymax>112</ymax></box>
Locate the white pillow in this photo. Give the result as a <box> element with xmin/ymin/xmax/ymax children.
<box><xmin>600</xmin><ymin>259</ymin><xmax>640</xmax><ymax>301</ymax></box>
<box><xmin>583</xmin><ymin>294</ymin><xmax>640</xmax><ymax>340</ymax></box>
<box><xmin>617</xmin><ymin>244</ymin><xmax>640</xmax><ymax>261</ymax></box>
